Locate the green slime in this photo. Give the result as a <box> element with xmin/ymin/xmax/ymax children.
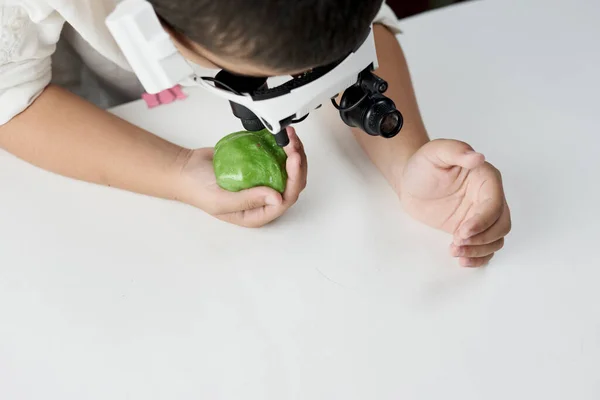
<box><xmin>213</xmin><ymin>129</ymin><xmax>288</xmax><ymax>193</ymax></box>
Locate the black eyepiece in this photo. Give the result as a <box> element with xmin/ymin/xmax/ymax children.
<box><xmin>379</xmin><ymin>109</ymin><xmax>403</xmax><ymax>138</ymax></box>
<box><xmin>339</xmin><ymin>84</ymin><xmax>403</xmax><ymax>138</ymax></box>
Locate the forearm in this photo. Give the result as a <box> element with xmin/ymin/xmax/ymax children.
<box><xmin>352</xmin><ymin>24</ymin><xmax>429</xmax><ymax>190</ymax></box>
<box><xmin>0</xmin><ymin>84</ymin><xmax>188</xmax><ymax>200</ymax></box>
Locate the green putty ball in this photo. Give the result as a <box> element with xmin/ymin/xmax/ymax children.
<box><xmin>213</xmin><ymin>129</ymin><xmax>288</xmax><ymax>193</ymax></box>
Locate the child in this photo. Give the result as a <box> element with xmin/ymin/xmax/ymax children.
<box><xmin>0</xmin><ymin>0</ymin><xmax>510</xmax><ymax>267</ymax></box>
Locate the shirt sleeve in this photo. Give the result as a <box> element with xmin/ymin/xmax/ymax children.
<box><xmin>373</xmin><ymin>1</ymin><xmax>402</xmax><ymax>34</ymax></box>
<box><xmin>0</xmin><ymin>4</ymin><xmax>64</xmax><ymax>126</ymax></box>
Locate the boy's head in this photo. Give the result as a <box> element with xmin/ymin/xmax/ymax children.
<box><xmin>150</xmin><ymin>0</ymin><xmax>384</xmax><ymax>77</ymax></box>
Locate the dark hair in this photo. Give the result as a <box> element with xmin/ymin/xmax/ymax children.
<box><xmin>150</xmin><ymin>0</ymin><xmax>384</xmax><ymax>72</ymax></box>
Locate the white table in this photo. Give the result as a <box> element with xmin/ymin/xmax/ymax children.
<box><xmin>1</xmin><ymin>1</ymin><xmax>599</xmax><ymax>398</ymax></box>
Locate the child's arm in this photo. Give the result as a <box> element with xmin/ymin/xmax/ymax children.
<box><xmin>0</xmin><ymin>84</ymin><xmax>185</xmax><ymax>200</ymax></box>
<box><xmin>0</xmin><ymin>85</ymin><xmax>307</xmax><ymax>228</ymax></box>
<box><xmin>350</xmin><ymin>24</ymin><xmax>430</xmax><ymax>187</ymax></box>
<box><xmin>355</xmin><ymin>24</ymin><xmax>511</xmax><ymax>267</ymax></box>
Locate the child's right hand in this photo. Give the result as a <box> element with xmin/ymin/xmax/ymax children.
<box><xmin>176</xmin><ymin>127</ymin><xmax>308</xmax><ymax>228</ymax></box>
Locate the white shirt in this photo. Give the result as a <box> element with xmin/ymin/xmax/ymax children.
<box><xmin>0</xmin><ymin>0</ymin><xmax>402</xmax><ymax>126</ymax></box>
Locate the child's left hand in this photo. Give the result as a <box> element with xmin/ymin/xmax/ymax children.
<box><xmin>399</xmin><ymin>139</ymin><xmax>511</xmax><ymax>267</ymax></box>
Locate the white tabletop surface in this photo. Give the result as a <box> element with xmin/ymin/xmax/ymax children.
<box><xmin>2</xmin><ymin>0</ymin><xmax>600</xmax><ymax>399</ymax></box>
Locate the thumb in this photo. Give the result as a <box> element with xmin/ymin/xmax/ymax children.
<box><xmin>424</xmin><ymin>139</ymin><xmax>486</xmax><ymax>170</ymax></box>
<box><xmin>213</xmin><ymin>186</ymin><xmax>282</xmax><ymax>215</ymax></box>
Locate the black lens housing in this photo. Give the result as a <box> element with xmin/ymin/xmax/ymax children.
<box><xmin>339</xmin><ymin>85</ymin><xmax>403</xmax><ymax>138</ymax></box>
<box><xmin>214</xmin><ymin>71</ymin><xmax>267</xmax><ymax>131</ymax></box>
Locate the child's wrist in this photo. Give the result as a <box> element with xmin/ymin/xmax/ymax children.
<box><xmin>389</xmin><ymin>135</ymin><xmax>429</xmax><ymax>192</ymax></box>
<box><xmin>171</xmin><ymin>147</ymin><xmax>195</xmax><ymax>203</ymax></box>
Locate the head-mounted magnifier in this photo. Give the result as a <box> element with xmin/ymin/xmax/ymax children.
<box><xmin>107</xmin><ymin>0</ymin><xmax>404</xmax><ymax>146</ymax></box>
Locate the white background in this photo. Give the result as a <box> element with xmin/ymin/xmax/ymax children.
<box><xmin>1</xmin><ymin>0</ymin><xmax>599</xmax><ymax>398</ymax></box>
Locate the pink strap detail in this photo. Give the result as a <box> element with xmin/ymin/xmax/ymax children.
<box><xmin>142</xmin><ymin>85</ymin><xmax>188</xmax><ymax>108</ymax></box>
<box><xmin>158</xmin><ymin>89</ymin><xmax>176</xmax><ymax>104</ymax></box>
<box><xmin>170</xmin><ymin>85</ymin><xmax>188</xmax><ymax>100</ymax></box>
<box><xmin>141</xmin><ymin>93</ymin><xmax>160</xmax><ymax>108</ymax></box>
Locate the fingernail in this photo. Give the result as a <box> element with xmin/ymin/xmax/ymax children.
<box><xmin>460</xmin><ymin>258</ymin><xmax>474</xmax><ymax>268</ymax></box>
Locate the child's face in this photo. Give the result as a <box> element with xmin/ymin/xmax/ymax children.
<box><xmin>169</xmin><ymin>30</ymin><xmax>309</xmax><ymax>78</ymax></box>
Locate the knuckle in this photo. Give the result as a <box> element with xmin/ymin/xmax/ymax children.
<box><xmin>293</xmin><ymin>141</ymin><xmax>302</xmax><ymax>153</ymax></box>
<box><xmin>242</xmin><ymin>199</ymin><xmax>259</xmax><ymax>211</ymax></box>
<box><xmin>242</xmin><ymin>200</ymin><xmax>253</xmax><ymax>210</ymax></box>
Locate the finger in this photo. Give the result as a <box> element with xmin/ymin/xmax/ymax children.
<box><xmin>212</xmin><ymin>186</ymin><xmax>282</xmax><ymax>215</ymax></box>
<box><xmin>288</xmin><ymin>126</ymin><xmax>308</xmax><ymax>170</ymax></box>
<box><xmin>425</xmin><ymin>139</ymin><xmax>486</xmax><ymax>170</ymax></box>
<box><xmin>450</xmin><ymin>238</ymin><xmax>504</xmax><ymax>258</ymax></box>
<box><xmin>459</xmin><ymin>253</ymin><xmax>494</xmax><ymax>268</ymax></box>
<box><xmin>283</xmin><ymin>126</ymin><xmax>304</xmax><ymax>155</ymax></box>
<box><xmin>217</xmin><ymin>203</ymin><xmax>283</xmax><ymax>228</ymax></box>
<box><xmin>220</xmin><ymin>189</ymin><xmax>290</xmax><ymax>228</ymax></box>
<box><xmin>454</xmin><ymin>168</ymin><xmax>505</xmax><ymax>241</ymax></box>
<box><xmin>458</xmin><ymin>203</ymin><xmax>511</xmax><ymax>246</ymax></box>
<box><xmin>282</xmin><ymin>152</ymin><xmax>304</xmax><ymax>204</ymax></box>
<box><xmin>290</xmin><ymin>128</ymin><xmax>308</xmax><ymax>190</ymax></box>
<box><xmin>282</xmin><ymin>128</ymin><xmax>306</xmax><ymax>203</ymax></box>
<box><xmin>455</xmin><ymin>199</ymin><xmax>504</xmax><ymax>242</ymax></box>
